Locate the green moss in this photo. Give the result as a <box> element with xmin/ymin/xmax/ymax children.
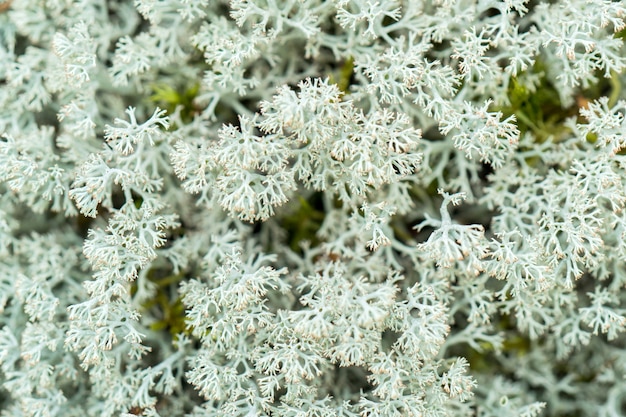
<box><xmin>328</xmin><ymin>56</ymin><xmax>354</xmax><ymax>95</ymax></box>
<box><xmin>607</xmin><ymin>69</ymin><xmax>622</xmax><ymax>108</ymax></box>
<box><xmin>494</xmin><ymin>58</ymin><xmax>623</xmax><ymax>157</ymax></box>
<box><xmin>497</xmin><ymin>62</ymin><xmax>573</xmax><ymax>144</ymax></box>
<box><xmin>132</xmin><ymin>268</ymin><xmax>189</xmax><ymax>341</ymax></box>
<box><xmin>465</xmin><ymin>324</ymin><xmax>531</xmax><ymax>375</ymax></box>
<box><xmin>147</xmin><ymin>81</ymin><xmax>200</xmax><ymax>126</ymax></box>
